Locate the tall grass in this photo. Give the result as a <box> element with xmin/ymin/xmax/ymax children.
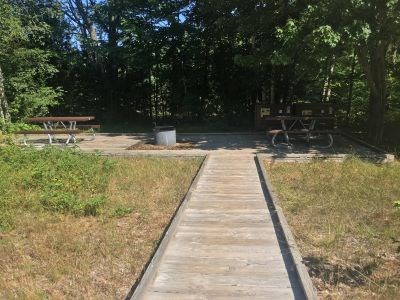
<box><xmin>266</xmin><ymin>159</ymin><xmax>400</xmax><ymax>299</ymax></box>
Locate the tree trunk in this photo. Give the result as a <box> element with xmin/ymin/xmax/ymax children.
<box><xmin>322</xmin><ymin>56</ymin><xmax>335</xmax><ymax>102</ymax></box>
<box><xmin>346</xmin><ymin>51</ymin><xmax>356</xmax><ymax>126</ymax></box>
<box><xmin>64</xmin><ymin>0</ymin><xmax>98</xmax><ymax>62</ymax></box>
<box><xmin>0</xmin><ymin>65</ymin><xmax>11</xmax><ymax>122</ymax></box>
<box><xmin>148</xmin><ymin>70</ymin><xmax>153</xmax><ymax>120</ymax></box>
<box><xmin>357</xmin><ymin>42</ymin><xmax>388</xmax><ymax>144</ymax></box>
<box><xmin>270</xmin><ymin>66</ymin><xmax>275</xmax><ymax>104</ymax></box>
<box><xmin>261</xmin><ymin>82</ymin><xmax>267</xmax><ymax>103</ymax></box>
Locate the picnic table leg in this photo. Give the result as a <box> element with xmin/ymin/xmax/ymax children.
<box><xmin>326</xmin><ymin>134</ymin><xmax>334</xmax><ymax>148</ymax></box>
<box><xmin>281</xmin><ymin>120</ymin><xmax>291</xmax><ymax>146</ymax></box>
<box><xmin>43</xmin><ymin>122</ymin><xmax>54</xmax><ymax>144</ymax></box>
<box><xmin>65</xmin><ymin>121</ymin><xmax>77</xmax><ymax>145</ymax></box>
<box><xmin>306</xmin><ymin>120</ymin><xmax>316</xmax><ymax>145</ymax></box>
<box><xmin>271</xmin><ymin>132</ymin><xmax>279</xmax><ymax>147</ymax></box>
<box><xmin>272</xmin><ymin>120</ymin><xmax>291</xmax><ymax>147</ymax></box>
<box><xmin>307</xmin><ymin>120</ymin><xmax>334</xmax><ymax>148</ymax></box>
<box><xmin>89</xmin><ymin>128</ymin><xmax>96</xmax><ymax>140</ymax></box>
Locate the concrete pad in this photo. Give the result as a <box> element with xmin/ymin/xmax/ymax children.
<box><xmin>18</xmin><ymin>132</ymin><xmax>394</xmax><ymax>161</ymax></box>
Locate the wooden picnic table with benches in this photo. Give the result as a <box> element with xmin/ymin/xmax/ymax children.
<box><xmin>265</xmin><ymin>115</ymin><xmax>337</xmax><ymax>148</ymax></box>
<box><xmin>18</xmin><ymin>116</ymin><xmax>100</xmax><ymax>145</ymax></box>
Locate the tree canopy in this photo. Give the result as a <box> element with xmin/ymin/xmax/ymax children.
<box><xmin>0</xmin><ymin>0</ymin><xmax>399</xmax><ymax>143</ymax></box>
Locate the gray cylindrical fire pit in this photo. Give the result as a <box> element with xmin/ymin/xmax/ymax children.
<box><xmin>154</xmin><ymin>126</ymin><xmax>176</xmax><ymax>146</ymax></box>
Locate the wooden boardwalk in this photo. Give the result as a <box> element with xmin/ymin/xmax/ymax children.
<box><xmin>132</xmin><ymin>154</ymin><xmax>305</xmax><ymax>299</ymax></box>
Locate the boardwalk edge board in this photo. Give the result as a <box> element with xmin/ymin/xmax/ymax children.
<box><xmin>256</xmin><ymin>154</ymin><xmax>319</xmax><ymax>300</ymax></box>
<box><xmin>127</xmin><ymin>155</ymin><xmax>210</xmax><ymax>300</ymax></box>
<box><xmin>341</xmin><ymin>131</ymin><xmax>395</xmax><ymax>162</ymax></box>
<box><xmin>97</xmin><ymin>152</ymin><xmax>206</xmax><ymax>158</ymax></box>
<box><xmin>260</xmin><ymin>153</ymin><xmax>394</xmax><ymax>163</ymax></box>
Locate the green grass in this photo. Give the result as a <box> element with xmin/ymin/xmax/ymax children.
<box><xmin>0</xmin><ymin>146</ymin><xmax>114</xmax><ymax>231</ymax></box>
<box><xmin>0</xmin><ymin>145</ymin><xmax>201</xmax><ymax>298</ymax></box>
<box><xmin>266</xmin><ymin>159</ymin><xmax>400</xmax><ymax>299</ymax></box>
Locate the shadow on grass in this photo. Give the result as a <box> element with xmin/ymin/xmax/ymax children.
<box><xmin>303</xmin><ymin>256</ymin><xmax>377</xmax><ymax>287</ymax></box>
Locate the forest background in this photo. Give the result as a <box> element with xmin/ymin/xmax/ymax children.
<box><xmin>0</xmin><ymin>0</ymin><xmax>399</xmax><ymax>145</ymax></box>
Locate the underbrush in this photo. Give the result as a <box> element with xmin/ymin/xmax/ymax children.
<box><xmin>0</xmin><ymin>121</ymin><xmax>40</xmax><ymax>134</ymax></box>
<box><xmin>266</xmin><ymin>159</ymin><xmax>400</xmax><ymax>299</ymax></box>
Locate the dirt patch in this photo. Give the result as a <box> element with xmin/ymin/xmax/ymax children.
<box><xmin>127</xmin><ymin>139</ymin><xmax>197</xmax><ymax>150</ymax></box>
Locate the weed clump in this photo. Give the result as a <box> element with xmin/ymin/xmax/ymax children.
<box><xmin>0</xmin><ymin>146</ymin><xmax>114</xmax><ymax>231</ymax></box>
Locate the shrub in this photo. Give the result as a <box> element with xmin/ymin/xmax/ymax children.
<box><xmin>0</xmin><ymin>145</ymin><xmax>115</xmax><ymax>231</ymax></box>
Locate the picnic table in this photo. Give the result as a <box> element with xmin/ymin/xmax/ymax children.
<box><xmin>265</xmin><ymin>116</ymin><xmax>336</xmax><ymax>148</ymax></box>
<box><xmin>23</xmin><ymin>116</ymin><xmax>97</xmax><ymax>145</ymax></box>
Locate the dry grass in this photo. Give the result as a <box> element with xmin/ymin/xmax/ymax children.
<box><xmin>265</xmin><ymin>159</ymin><xmax>400</xmax><ymax>299</ymax></box>
<box><xmin>0</xmin><ymin>155</ymin><xmax>201</xmax><ymax>299</ymax></box>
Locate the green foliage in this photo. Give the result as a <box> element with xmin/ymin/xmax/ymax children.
<box><xmin>40</xmin><ymin>192</ymin><xmax>106</xmax><ymax>216</ymax></box>
<box><xmin>0</xmin><ymin>120</ymin><xmax>39</xmax><ymax>133</ymax></box>
<box><xmin>7</xmin><ymin>49</ymin><xmax>62</xmax><ymax>117</ymax></box>
<box><xmin>312</xmin><ymin>25</ymin><xmax>341</xmax><ymax>48</ymax></box>
<box><xmin>0</xmin><ymin>146</ymin><xmax>115</xmax><ymax>231</ymax></box>
<box><xmin>0</xmin><ymin>0</ymin><xmax>62</xmax><ymax>120</ymax></box>
<box><xmin>113</xmin><ymin>206</ymin><xmax>134</xmax><ymax>218</ymax></box>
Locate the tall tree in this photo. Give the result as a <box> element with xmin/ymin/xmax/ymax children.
<box><xmin>0</xmin><ymin>0</ymin><xmax>21</xmax><ymax>121</ymax></box>
<box><xmin>351</xmin><ymin>0</ymin><xmax>400</xmax><ymax>143</ymax></box>
<box><xmin>0</xmin><ymin>0</ymin><xmax>62</xmax><ymax>122</ymax></box>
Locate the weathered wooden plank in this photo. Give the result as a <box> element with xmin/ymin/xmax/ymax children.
<box><xmin>145</xmin><ymin>287</ymin><xmax>298</xmax><ymax>300</ymax></box>
<box><xmin>195</xmin><ymin>184</ymin><xmax>263</xmax><ymax>190</ymax></box>
<box><xmin>161</xmin><ymin>255</ymin><xmax>295</xmax><ymax>271</ymax></box>
<box><xmin>174</xmin><ymin>229</ymin><xmax>277</xmax><ymax>239</ymax></box>
<box><xmin>190</xmin><ymin>192</ymin><xmax>263</xmax><ymax>199</ymax></box>
<box><xmin>197</xmin><ymin>182</ymin><xmax>260</xmax><ymax>186</ymax></box>
<box><xmin>170</xmin><ymin>235</ymin><xmax>281</xmax><ymax>247</ymax></box>
<box><xmin>162</xmin><ymin>254</ymin><xmax>291</xmax><ymax>265</ymax></box>
<box><xmin>143</xmin><ymin>290</ymin><xmax>293</xmax><ymax>300</ymax></box>
<box><xmin>178</xmin><ymin>219</ymin><xmax>272</xmax><ymax>228</ymax></box>
<box><xmin>199</xmin><ymin>175</ymin><xmax>261</xmax><ymax>179</ymax></box>
<box><xmin>164</xmin><ymin>244</ymin><xmax>286</xmax><ymax>258</ymax></box>
<box><xmin>187</xmin><ymin>201</ymin><xmax>266</xmax><ymax>210</ymax></box>
<box><xmin>182</xmin><ymin>212</ymin><xmax>271</xmax><ymax>220</ymax></box>
<box><xmin>175</xmin><ymin>225</ymin><xmax>281</xmax><ymax>235</ymax></box>
<box><xmin>153</xmin><ymin>272</ymin><xmax>297</xmax><ymax>289</ymax></box>
<box><xmin>184</xmin><ymin>208</ymin><xmax>269</xmax><ymax>214</ymax></box>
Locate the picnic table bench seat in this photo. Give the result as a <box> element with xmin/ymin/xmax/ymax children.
<box><xmin>75</xmin><ymin>124</ymin><xmax>100</xmax><ymax>138</ymax></box>
<box><xmin>20</xmin><ymin>116</ymin><xmax>99</xmax><ymax>146</ymax></box>
<box><xmin>268</xmin><ymin>128</ymin><xmax>339</xmax><ymax>148</ymax></box>
<box><xmin>17</xmin><ymin>129</ymin><xmax>83</xmax><ymax>135</ymax></box>
<box><xmin>17</xmin><ymin>125</ymin><xmax>100</xmax><ymax>146</ymax></box>
<box><xmin>16</xmin><ymin>129</ymin><xmax>85</xmax><ymax>146</ymax></box>
<box><xmin>268</xmin><ymin>129</ymin><xmax>340</xmax><ymax>135</ymax></box>
<box><xmin>75</xmin><ymin>124</ymin><xmax>101</xmax><ymax>129</ymax></box>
